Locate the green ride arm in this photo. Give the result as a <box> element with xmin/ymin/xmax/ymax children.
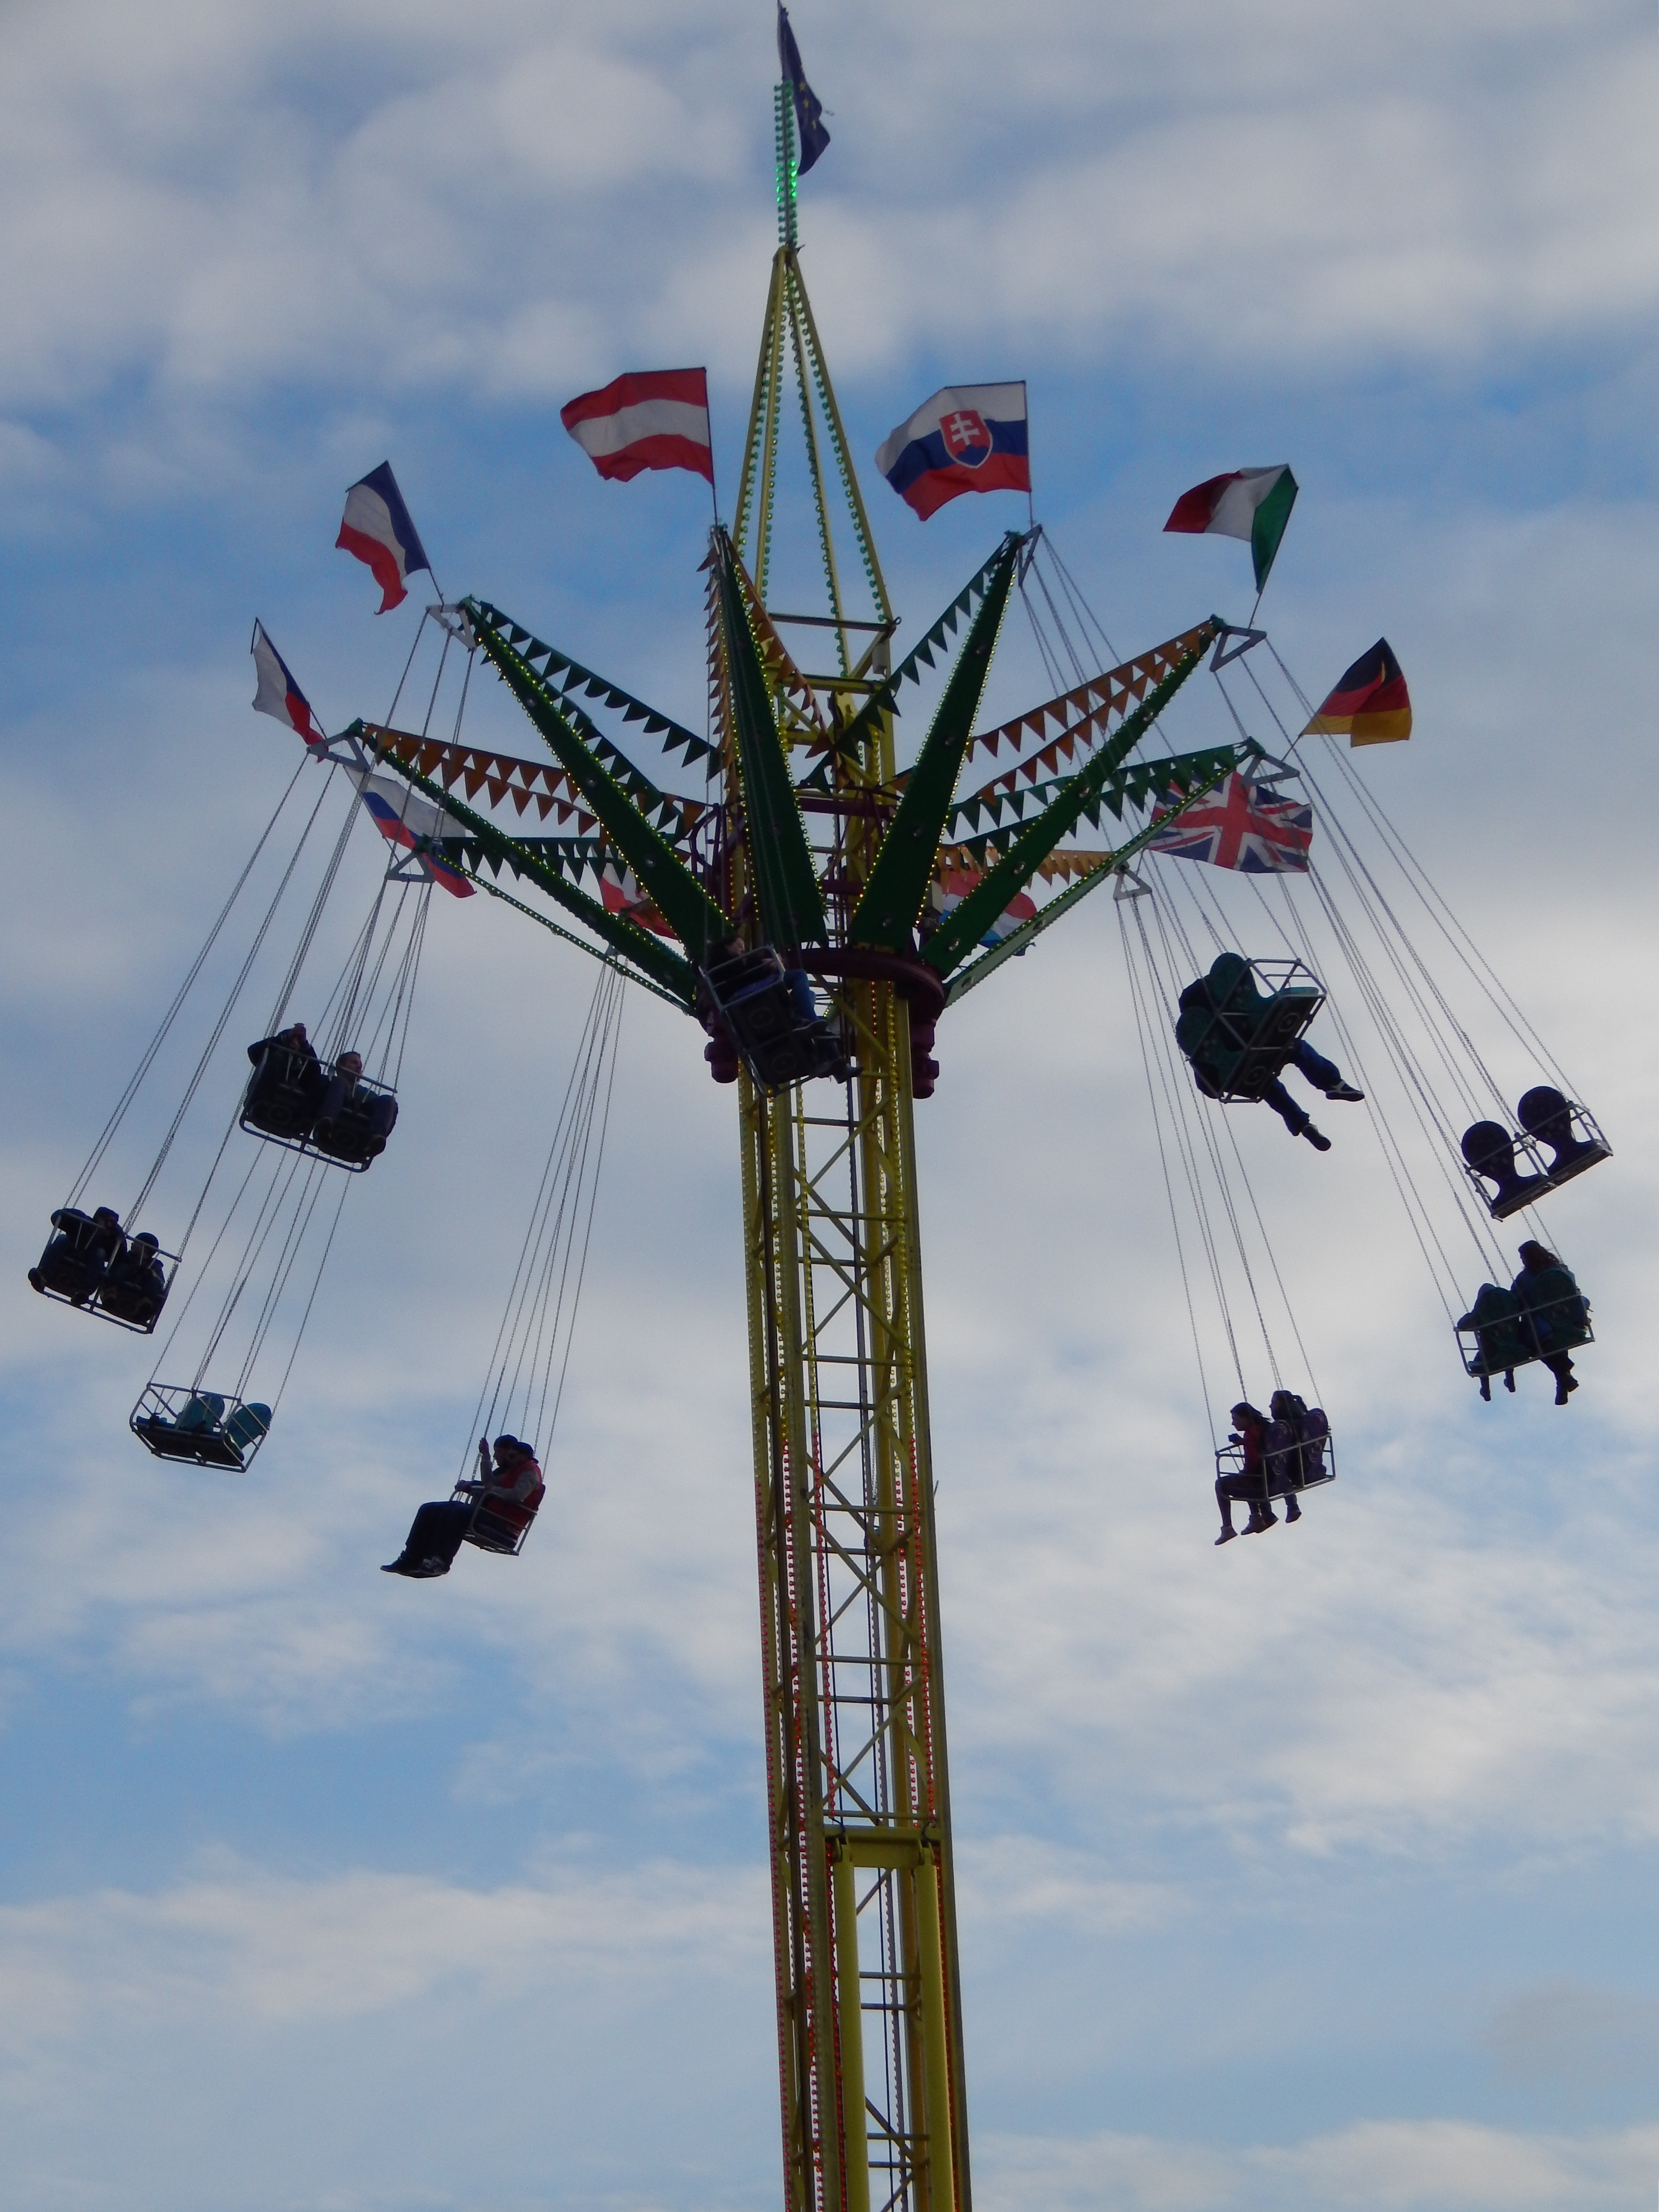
<box><xmin>465</xmin><ymin>602</ymin><xmax>733</xmax><ymax>959</ymax></box>
<box><xmin>348</xmin><ymin>723</ymin><xmax>698</xmax><ymax>1007</ymax></box>
<box><xmin>833</xmin><ymin>537</ymin><xmax>1019</xmax><ymax>764</ymax></box>
<box><xmin>943</xmin><ymin>744</ymin><xmax>1248</xmax><ymax>1005</ymax></box>
<box><xmin>715</xmin><ymin>530</ymin><xmax>829</xmax><ymax>948</ymax></box>
<box><xmin>919</xmin><ymin>621</ymin><xmax>1220</xmax><ymax>978</ymax></box>
<box><xmin>850</xmin><ymin>534</ymin><xmax>1022</xmax><ymax>950</ymax></box>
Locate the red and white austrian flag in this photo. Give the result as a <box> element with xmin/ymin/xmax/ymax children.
<box><xmin>560</xmin><ymin>369</ymin><xmax>714</xmax><ymax>485</ymax></box>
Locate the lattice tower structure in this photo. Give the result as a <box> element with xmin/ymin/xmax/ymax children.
<box><xmin>354</xmin><ymin>76</ymin><xmax>1247</xmax><ymax>2212</ymax></box>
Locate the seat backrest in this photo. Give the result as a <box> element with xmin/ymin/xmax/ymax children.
<box><xmin>1299</xmin><ymin>1407</ymin><xmax>1329</xmax><ymax>1474</ymax></box>
<box><xmin>224</xmin><ymin>1403</ymin><xmax>271</xmax><ymax>1452</ymax></box>
<box><xmin>1262</xmin><ymin>1418</ymin><xmax>1298</xmax><ymax>1492</ymax></box>
<box><xmin>1516</xmin><ymin>1085</ymin><xmax>1572</xmax><ymax>1142</ymax></box>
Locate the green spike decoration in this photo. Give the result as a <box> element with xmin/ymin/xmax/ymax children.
<box><xmin>349</xmin><ymin>722</ymin><xmax>697</xmax><ymax>1005</ymax></box>
<box><xmin>465</xmin><ymin>599</ymin><xmax>733</xmax><ymax>960</ymax></box>
<box><xmin>851</xmin><ymin>534</ymin><xmax>1022</xmax><ymax>947</ymax></box>
<box><xmin>355</xmin><ymin>188</ymin><xmax>1262</xmax><ymax>2212</ymax></box>
<box><xmin>714</xmin><ymin>529</ymin><xmax>830</xmax><ymax>949</ymax></box>
<box><xmin>918</xmin><ymin>625</ymin><xmax>1219</xmax><ymax>974</ymax></box>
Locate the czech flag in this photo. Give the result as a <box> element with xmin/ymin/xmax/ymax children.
<box><xmin>561</xmin><ymin>370</ymin><xmax>714</xmax><ymax>485</ymax></box>
<box><xmin>1164</xmin><ymin>466</ymin><xmax>1297</xmax><ymax>590</ymax></box>
<box><xmin>599</xmin><ymin>860</ymin><xmax>676</xmax><ymax>937</ymax></box>
<box><xmin>336</xmin><ymin>462</ymin><xmax>432</xmax><ymax>613</ymax></box>
<box><xmin>1301</xmin><ymin>638</ymin><xmax>1412</xmax><ymax>746</ymax></box>
<box><xmin>250</xmin><ymin>621</ymin><xmax>327</xmax><ymax>747</ymax></box>
<box><xmin>357</xmin><ymin>775</ymin><xmax>475</xmax><ymax>897</ymax></box>
<box><xmin>876</xmin><ymin>385</ymin><xmax>1030</xmax><ymax>521</ymax></box>
<box><xmin>930</xmin><ymin>868</ymin><xmax>1037</xmax><ymax>950</ymax></box>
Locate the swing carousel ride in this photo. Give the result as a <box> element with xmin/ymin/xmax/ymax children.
<box><xmin>28</xmin><ymin>22</ymin><xmax>1610</xmax><ymax>2212</ymax></box>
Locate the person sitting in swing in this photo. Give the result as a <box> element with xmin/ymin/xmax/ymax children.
<box><xmin>1176</xmin><ymin>953</ymin><xmax>1363</xmax><ymax>1153</ymax></box>
<box><xmin>1265</xmin><ymin>1389</ymin><xmax>1309</xmax><ymax>1522</ymax></box>
<box><xmin>1513</xmin><ymin>1239</ymin><xmax>1590</xmax><ymax>1405</ymax></box>
<box><xmin>313</xmin><ymin>1050</ymin><xmax>398</xmax><ymax>1157</ymax></box>
<box><xmin>98</xmin><ymin>1231</ymin><xmax>168</xmax><ymax>1327</ymax></box>
<box><xmin>1215</xmin><ymin>1401</ymin><xmax>1275</xmax><ymax>1543</ymax></box>
<box><xmin>244</xmin><ymin>1022</ymin><xmax>325</xmax><ymax>1134</ymax></box>
<box><xmin>382</xmin><ymin>1434</ymin><xmax>544</xmax><ymax>1578</ymax></box>
<box><xmin>29</xmin><ymin>1204</ymin><xmax>125</xmax><ymax>1303</ymax></box>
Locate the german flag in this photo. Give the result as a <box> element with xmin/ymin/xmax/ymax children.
<box><xmin>1301</xmin><ymin>638</ymin><xmax>1411</xmax><ymax>746</ymax></box>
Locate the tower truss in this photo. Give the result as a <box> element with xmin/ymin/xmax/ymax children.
<box><xmin>356</xmin><ymin>69</ymin><xmax>1255</xmax><ymax>2212</ymax></box>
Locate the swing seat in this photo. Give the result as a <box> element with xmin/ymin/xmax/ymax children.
<box><xmin>1456</xmin><ymin>1284</ymin><xmax>1593</xmax><ymax>1382</ymax></box>
<box><xmin>87</xmin><ymin>1229</ymin><xmax>176</xmax><ymax>1334</ymax></box>
<box><xmin>463</xmin><ymin>1502</ymin><xmax>536</xmax><ymax>1555</ymax></box>
<box><xmin>240</xmin><ymin>1049</ymin><xmax>396</xmax><ymax>1172</ymax></box>
<box><xmin>702</xmin><ymin>950</ymin><xmax>847</xmax><ymax>1095</ymax></box>
<box><xmin>1177</xmin><ymin>958</ymin><xmax>1324</xmax><ymax>1103</ymax></box>
<box><xmin>1214</xmin><ymin>1414</ymin><xmax>1335</xmax><ymax>1499</ymax></box>
<box><xmin>1461</xmin><ymin>1094</ymin><xmax>1610</xmax><ymax>1219</ymax></box>
<box><xmin>1459</xmin><ymin>1121</ymin><xmax>1549</xmax><ymax>1220</ymax></box>
<box><xmin>28</xmin><ymin>1207</ymin><xmax>154</xmax><ymax>1321</ymax></box>
<box><xmin>241</xmin><ymin>1046</ymin><xmax>326</xmax><ymax>1143</ymax></box>
<box><xmin>1518</xmin><ymin>1275</ymin><xmax>1593</xmax><ymax>1354</ymax></box>
<box><xmin>310</xmin><ymin>1080</ymin><xmax>397</xmax><ymax>1169</ymax></box>
<box><xmin>448</xmin><ymin>1479</ymin><xmax>540</xmax><ymax>1556</ymax></box>
<box><xmin>130</xmin><ymin>1383</ymin><xmax>272</xmax><ymax>1470</ymax></box>
<box><xmin>1515</xmin><ymin>1088</ymin><xmax>1611</xmax><ymax>1196</ymax></box>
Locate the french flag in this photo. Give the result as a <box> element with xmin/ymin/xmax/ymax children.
<box><xmin>357</xmin><ymin>775</ymin><xmax>475</xmax><ymax>898</ymax></box>
<box><xmin>250</xmin><ymin>621</ymin><xmax>328</xmax><ymax>747</ymax></box>
<box><xmin>336</xmin><ymin>462</ymin><xmax>432</xmax><ymax>613</ymax></box>
<box><xmin>560</xmin><ymin>369</ymin><xmax>714</xmax><ymax>485</ymax></box>
<box><xmin>876</xmin><ymin>384</ymin><xmax>1029</xmax><ymax>521</ymax></box>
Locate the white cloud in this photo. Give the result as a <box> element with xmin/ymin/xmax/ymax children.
<box><xmin>0</xmin><ymin>1854</ymin><xmax>765</xmax><ymax>2046</ymax></box>
<box><xmin>977</xmin><ymin>2119</ymin><xmax>1659</xmax><ymax>2212</ymax></box>
<box><xmin>0</xmin><ymin>0</ymin><xmax>1652</xmax><ymax>436</ymax></box>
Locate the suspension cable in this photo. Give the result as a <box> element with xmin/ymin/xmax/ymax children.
<box><xmin>1118</xmin><ymin>899</ymin><xmax>1222</xmax><ymax>1435</ymax></box>
<box><xmin>126</xmin><ymin>767</ymin><xmax>343</xmax><ymax>1223</ymax></box>
<box><xmin>462</xmin><ymin>964</ymin><xmax>626</xmax><ymax>1475</ymax></box>
<box><xmin>69</xmin><ymin>757</ymin><xmax>308</xmax><ymax>1211</ymax></box>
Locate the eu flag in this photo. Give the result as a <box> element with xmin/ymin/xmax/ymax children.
<box><xmin>777</xmin><ymin>5</ymin><xmax>830</xmax><ymax>175</ymax></box>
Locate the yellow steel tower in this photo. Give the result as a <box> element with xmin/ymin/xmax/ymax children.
<box><xmin>354</xmin><ymin>70</ymin><xmax>1248</xmax><ymax>2212</ymax></box>
<box><xmin>726</xmin><ymin>87</ymin><xmax>968</xmax><ymax>2212</ymax></box>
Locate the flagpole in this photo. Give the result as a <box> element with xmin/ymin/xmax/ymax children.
<box><xmin>1023</xmin><ymin>378</ymin><xmax>1034</xmax><ymax>530</ymax></box>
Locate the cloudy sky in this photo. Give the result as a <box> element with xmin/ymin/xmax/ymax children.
<box><xmin>1</xmin><ymin>3</ymin><xmax>1657</xmax><ymax>2209</ymax></box>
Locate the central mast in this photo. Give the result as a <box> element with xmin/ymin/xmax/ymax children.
<box><xmin>724</xmin><ymin>82</ymin><xmax>972</xmax><ymax>2212</ymax></box>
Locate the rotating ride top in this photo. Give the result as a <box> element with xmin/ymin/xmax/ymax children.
<box><xmin>313</xmin><ymin>84</ymin><xmax>1253</xmax><ymax>2212</ymax></box>
<box><xmin>24</xmin><ymin>21</ymin><xmax>1611</xmax><ymax>2212</ymax></box>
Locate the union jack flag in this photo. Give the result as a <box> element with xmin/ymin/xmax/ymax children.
<box><xmin>1148</xmin><ymin>771</ymin><xmax>1312</xmax><ymax>873</ymax></box>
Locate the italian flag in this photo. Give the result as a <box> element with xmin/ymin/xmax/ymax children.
<box><xmin>1164</xmin><ymin>465</ymin><xmax>1298</xmax><ymax>590</ymax></box>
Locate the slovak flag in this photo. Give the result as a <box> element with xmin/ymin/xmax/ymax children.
<box><xmin>1148</xmin><ymin>771</ymin><xmax>1312</xmax><ymax>874</ymax></box>
<box><xmin>336</xmin><ymin>462</ymin><xmax>432</xmax><ymax>613</ymax></box>
<box><xmin>930</xmin><ymin>868</ymin><xmax>1038</xmax><ymax>949</ymax></box>
<box><xmin>250</xmin><ymin>621</ymin><xmax>327</xmax><ymax>747</ymax></box>
<box><xmin>876</xmin><ymin>384</ymin><xmax>1030</xmax><ymax>521</ymax></box>
<box><xmin>561</xmin><ymin>370</ymin><xmax>714</xmax><ymax>485</ymax></box>
<box><xmin>356</xmin><ymin>774</ymin><xmax>475</xmax><ymax>898</ymax></box>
